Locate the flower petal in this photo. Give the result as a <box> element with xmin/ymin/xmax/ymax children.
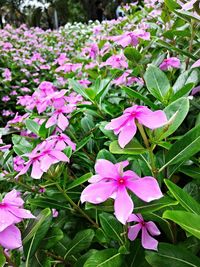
<box><xmin>80</xmin><ymin>181</ymin><xmax>117</xmax><ymax>204</ymax></box>
<box><xmin>0</xmin><ymin>225</ymin><xmax>22</xmax><ymax>249</ymax></box>
<box><xmin>141</xmin><ymin>227</ymin><xmax>159</xmax><ymax>250</ymax></box>
<box><xmin>57</xmin><ymin>113</ymin><xmax>69</xmax><ymax>131</ymax></box>
<box><xmin>50</xmin><ymin>150</ymin><xmax>69</xmax><ymax>162</ymax></box>
<box><xmin>128</xmin><ymin>223</ymin><xmax>141</xmax><ymax>241</ymax></box>
<box><xmin>95</xmin><ymin>159</ymin><xmax>118</xmax><ymax>179</ymax></box>
<box><xmin>146</xmin><ymin>221</ymin><xmax>161</xmax><ymax>236</ymax></box>
<box><xmin>46</xmin><ymin>114</ymin><xmax>57</xmax><ymax>128</ymax></box>
<box><xmin>118</xmin><ymin>120</ymin><xmax>137</xmax><ymax>148</ymax></box>
<box><xmin>137</xmin><ymin>109</ymin><xmax>167</xmax><ymax>130</ymax></box>
<box><xmin>127</xmin><ymin>213</ymin><xmax>141</xmax><ymax>223</ymax></box>
<box><xmin>31</xmin><ymin>160</ymin><xmax>43</xmax><ymax>179</ymax></box>
<box><xmin>105</xmin><ymin>114</ymin><xmax>129</xmax><ymax>131</ymax></box>
<box><xmin>7</xmin><ymin>207</ymin><xmax>35</xmax><ymax>219</ymax></box>
<box><xmin>114</xmin><ymin>186</ymin><xmax>133</xmax><ymax>224</ymax></box>
<box><xmin>126</xmin><ymin>177</ymin><xmax>163</xmax><ymax>202</ymax></box>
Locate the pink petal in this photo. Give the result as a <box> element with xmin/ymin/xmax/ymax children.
<box><xmin>80</xmin><ymin>181</ymin><xmax>117</xmax><ymax>204</ymax></box>
<box><xmin>55</xmin><ymin>140</ymin><xmax>67</xmax><ymax>150</ymax></box>
<box><xmin>40</xmin><ymin>155</ymin><xmax>57</xmax><ymax>172</ymax></box>
<box><xmin>128</xmin><ymin>223</ymin><xmax>141</xmax><ymax>241</ymax></box>
<box><xmin>57</xmin><ymin>113</ymin><xmax>69</xmax><ymax>131</ymax></box>
<box><xmin>191</xmin><ymin>59</ymin><xmax>200</xmax><ymax>69</ymax></box>
<box><xmin>105</xmin><ymin>114</ymin><xmax>129</xmax><ymax>131</ymax></box>
<box><xmin>31</xmin><ymin>160</ymin><xmax>43</xmax><ymax>179</ymax></box>
<box><xmin>114</xmin><ymin>186</ymin><xmax>133</xmax><ymax>224</ymax></box>
<box><xmin>146</xmin><ymin>221</ymin><xmax>160</xmax><ymax>236</ymax></box>
<box><xmin>8</xmin><ymin>207</ymin><xmax>35</xmax><ymax>219</ymax></box>
<box><xmin>142</xmin><ymin>227</ymin><xmax>159</xmax><ymax>250</ymax></box>
<box><xmin>4</xmin><ymin>189</ymin><xmax>24</xmax><ymax>206</ymax></box>
<box><xmin>118</xmin><ymin>120</ymin><xmax>137</xmax><ymax>148</ymax></box>
<box><xmin>46</xmin><ymin>114</ymin><xmax>57</xmax><ymax>128</ymax></box>
<box><xmin>50</xmin><ymin>150</ymin><xmax>69</xmax><ymax>162</ymax></box>
<box><xmin>88</xmin><ymin>174</ymin><xmax>103</xmax><ymax>183</ymax></box>
<box><xmin>95</xmin><ymin>159</ymin><xmax>118</xmax><ymax>179</ymax></box>
<box><xmin>137</xmin><ymin>109</ymin><xmax>167</xmax><ymax>129</ymax></box>
<box><xmin>127</xmin><ymin>213</ymin><xmax>141</xmax><ymax>223</ymax></box>
<box><xmin>126</xmin><ymin>177</ymin><xmax>163</xmax><ymax>202</ymax></box>
<box><xmin>0</xmin><ymin>225</ymin><xmax>22</xmax><ymax>249</ymax></box>
<box><xmin>117</xmin><ymin>35</ymin><xmax>132</xmax><ymax>47</ymax></box>
<box><xmin>0</xmin><ymin>209</ymin><xmax>19</xmax><ymax>232</ymax></box>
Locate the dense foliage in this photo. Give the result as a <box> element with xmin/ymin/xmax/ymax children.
<box><xmin>0</xmin><ymin>0</ymin><xmax>200</xmax><ymax>266</ymax></box>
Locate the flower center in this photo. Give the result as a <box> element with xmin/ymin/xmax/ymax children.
<box><xmin>118</xmin><ymin>178</ymin><xmax>125</xmax><ymax>185</ymax></box>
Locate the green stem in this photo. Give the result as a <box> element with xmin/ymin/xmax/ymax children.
<box><xmin>136</xmin><ymin>123</ymin><xmax>150</xmax><ymax>148</ymax></box>
<box><xmin>186</xmin><ymin>20</ymin><xmax>195</xmax><ymax>70</ymax></box>
<box><xmin>55</xmin><ymin>183</ymin><xmax>99</xmax><ymax>228</ymax></box>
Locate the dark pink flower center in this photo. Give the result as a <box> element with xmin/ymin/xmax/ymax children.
<box><xmin>118</xmin><ymin>177</ymin><xmax>125</xmax><ymax>185</ymax></box>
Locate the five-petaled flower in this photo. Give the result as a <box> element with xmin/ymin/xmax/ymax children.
<box><xmin>0</xmin><ymin>190</ymin><xmax>35</xmax><ymax>249</ymax></box>
<box><xmin>128</xmin><ymin>213</ymin><xmax>160</xmax><ymax>251</ymax></box>
<box><xmin>81</xmin><ymin>159</ymin><xmax>163</xmax><ymax>224</ymax></box>
<box><xmin>105</xmin><ymin>105</ymin><xmax>167</xmax><ymax>148</ymax></box>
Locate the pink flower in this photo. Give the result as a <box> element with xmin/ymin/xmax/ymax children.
<box><xmin>128</xmin><ymin>214</ymin><xmax>160</xmax><ymax>250</ymax></box>
<box><xmin>47</xmin><ymin>133</ymin><xmax>76</xmax><ymax>151</ymax></box>
<box><xmin>181</xmin><ymin>0</ymin><xmax>197</xmax><ymax>10</ymax></box>
<box><xmin>159</xmin><ymin>57</ymin><xmax>180</xmax><ymax>71</ymax></box>
<box><xmin>101</xmin><ymin>54</ymin><xmax>128</xmax><ymax>69</ymax></box>
<box><xmin>46</xmin><ymin>106</ymin><xmax>70</xmax><ymax>131</ymax></box>
<box><xmin>2</xmin><ymin>68</ymin><xmax>12</xmax><ymax>81</ymax></box>
<box><xmin>81</xmin><ymin>159</ymin><xmax>163</xmax><ymax>224</ymax></box>
<box><xmin>113</xmin><ymin>70</ymin><xmax>144</xmax><ymax>86</ymax></box>
<box><xmin>105</xmin><ymin>105</ymin><xmax>167</xmax><ymax>148</ymax></box>
<box><xmin>191</xmin><ymin>59</ymin><xmax>200</xmax><ymax>69</ymax></box>
<box><xmin>13</xmin><ymin>156</ymin><xmax>25</xmax><ymax>172</ymax></box>
<box><xmin>16</xmin><ymin>140</ymin><xmax>69</xmax><ymax>179</ymax></box>
<box><xmin>0</xmin><ymin>190</ymin><xmax>35</xmax><ymax>249</ymax></box>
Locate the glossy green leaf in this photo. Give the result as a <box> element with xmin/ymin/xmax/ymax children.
<box><xmin>84</xmin><ymin>249</ymin><xmax>123</xmax><ymax>267</ymax></box>
<box><xmin>109</xmin><ymin>139</ymin><xmax>146</xmax><ymax>155</ymax></box>
<box><xmin>164</xmin><ymin>0</ymin><xmax>180</xmax><ymax>11</ymax></box>
<box><xmin>170</xmin><ymin>83</ymin><xmax>194</xmax><ymax>102</ymax></box>
<box><xmin>66</xmin><ymin>172</ymin><xmax>92</xmax><ymax>190</ymax></box>
<box><xmin>124</xmin><ymin>47</ymin><xmax>142</xmax><ymax>62</ymax></box>
<box><xmin>161</xmin><ymin>124</ymin><xmax>200</xmax><ymax>170</ymax></box>
<box><xmin>99</xmin><ymin>212</ymin><xmax>124</xmax><ymax>245</ymax></box>
<box><xmin>25</xmin><ymin>119</ymin><xmax>40</xmax><ymax>135</ymax></box>
<box><xmin>146</xmin><ymin>242</ymin><xmax>200</xmax><ymax>267</ymax></box>
<box><xmin>144</xmin><ymin>64</ymin><xmax>170</xmax><ymax>102</ymax></box>
<box><xmin>179</xmin><ymin>165</ymin><xmax>200</xmax><ymax>179</ymax></box>
<box><xmin>154</xmin><ymin>97</ymin><xmax>189</xmax><ymax>140</ymax></box>
<box><xmin>64</xmin><ymin>229</ymin><xmax>95</xmax><ymax>259</ymax></box>
<box><xmin>122</xmin><ymin>86</ymin><xmax>158</xmax><ymax>110</ymax></box>
<box><xmin>165</xmin><ymin>179</ymin><xmax>200</xmax><ymax>215</ymax></box>
<box><xmin>163</xmin><ymin>210</ymin><xmax>200</xmax><ymax>240</ymax></box>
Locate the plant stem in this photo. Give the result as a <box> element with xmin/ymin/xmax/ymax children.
<box><xmin>186</xmin><ymin>20</ymin><xmax>195</xmax><ymax>70</ymax></box>
<box><xmin>55</xmin><ymin>183</ymin><xmax>99</xmax><ymax>228</ymax></box>
<box><xmin>136</xmin><ymin>123</ymin><xmax>150</xmax><ymax>148</ymax></box>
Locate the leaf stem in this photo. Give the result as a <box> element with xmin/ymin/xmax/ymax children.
<box><xmin>55</xmin><ymin>183</ymin><xmax>99</xmax><ymax>228</ymax></box>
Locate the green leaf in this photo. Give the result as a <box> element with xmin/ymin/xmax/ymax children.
<box><xmin>69</xmin><ymin>79</ymin><xmax>94</xmax><ymax>101</ymax></box>
<box><xmin>99</xmin><ymin>212</ymin><xmax>124</xmax><ymax>245</ymax></box>
<box><xmin>165</xmin><ymin>180</ymin><xmax>200</xmax><ymax>215</ymax></box>
<box><xmin>42</xmin><ymin>227</ymin><xmax>64</xmax><ymax>249</ymax></box>
<box><xmin>157</xmin><ymin>40</ymin><xmax>198</xmax><ymax>61</ymax></box>
<box><xmin>164</xmin><ymin>0</ymin><xmax>180</xmax><ymax>11</ymax></box>
<box><xmin>163</xmin><ymin>124</ymin><xmax>200</xmax><ymax>168</ymax></box>
<box><xmin>122</xmin><ymin>86</ymin><xmax>158</xmax><ymax>110</ymax></box>
<box><xmin>146</xmin><ymin>242</ymin><xmax>200</xmax><ymax>267</ymax></box>
<box><xmin>144</xmin><ymin>64</ymin><xmax>170</xmax><ymax>102</ymax></box>
<box><xmin>173</xmin><ymin>70</ymin><xmax>199</xmax><ymax>93</ymax></box>
<box><xmin>94</xmin><ymin>78</ymin><xmax>112</xmax><ymax>102</ymax></box>
<box><xmin>126</xmin><ymin>240</ymin><xmax>150</xmax><ymax>267</ymax></box>
<box><xmin>66</xmin><ymin>172</ymin><xmax>92</xmax><ymax>190</ymax></box>
<box><xmin>154</xmin><ymin>97</ymin><xmax>189</xmax><ymax>140</ymax></box>
<box><xmin>25</xmin><ymin>119</ymin><xmax>40</xmax><ymax>135</ymax></box>
<box><xmin>30</xmin><ymin>197</ymin><xmax>69</xmax><ymax>210</ymax></box>
<box><xmin>64</xmin><ymin>229</ymin><xmax>95</xmax><ymax>259</ymax></box>
<box><xmin>179</xmin><ymin>165</ymin><xmax>200</xmax><ymax>179</ymax></box>
<box><xmin>96</xmin><ymin>149</ymin><xmax>117</xmax><ymax>163</ymax></box>
<box><xmin>134</xmin><ymin>196</ymin><xmax>178</xmax><ymax>214</ymax></box>
<box><xmin>74</xmin><ymin>135</ymin><xmax>92</xmax><ymax>152</ymax></box>
<box><xmin>170</xmin><ymin>83</ymin><xmax>194</xmax><ymax>102</ymax></box>
<box><xmin>23</xmin><ymin>208</ymin><xmax>52</xmax><ymax>259</ymax></box>
<box><xmin>163</xmin><ymin>210</ymin><xmax>200</xmax><ymax>240</ymax></box>
<box><xmin>0</xmin><ymin>247</ymin><xmax>6</xmax><ymax>267</ymax></box>
<box><xmin>124</xmin><ymin>47</ymin><xmax>142</xmax><ymax>62</ymax></box>
<box><xmin>84</xmin><ymin>249</ymin><xmax>123</xmax><ymax>267</ymax></box>
<box><xmin>109</xmin><ymin>139</ymin><xmax>146</xmax><ymax>155</ymax></box>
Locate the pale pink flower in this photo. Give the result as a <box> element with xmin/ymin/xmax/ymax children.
<box><xmin>0</xmin><ymin>189</ymin><xmax>35</xmax><ymax>249</ymax></box>
<box><xmin>101</xmin><ymin>54</ymin><xmax>128</xmax><ymax>69</ymax></box>
<box><xmin>105</xmin><ymin>105</ymin><xmax>167</xmax><ymax>148</ymax></box>
<box><xmin>16</xmin><ymin>140</ymin><xmax>69</xmax><ymax>179</ymax></box>
<box><xmin>13</xmin><ymin>156</ymin><xmax>25</xmax><ymax>172</ymax></box>
<box><xmin>128</xmin><ymin>214</ymin><xmax>160</xmax><ymax>250</ymax></box>
<box><xmin>46</xmin><ymin>106</ymin><xmax>70</xmax><ymax>131</ymax></box>
<box><xmin>2</xmin><ymin>68</ymin><xmax>12</xmax><ymax>81</ymax></box>
<box><xmin>47</xmin><ymin>133</ymin><xmax>76</xmax><ymax>151</ymax></box>
<box><xmin>81</xmin><ymin>159</ymin><xmax>163</xmax><ymax>224</ymax></box>
<box><xmin>159</xmin><ymin>57</ymin><xmax>180</xmax><ymax>71</ymax></box>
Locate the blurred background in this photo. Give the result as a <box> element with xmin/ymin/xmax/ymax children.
<box><xmin>0</xmin><ymin>0</ymin><xmax>141</xmax><ymax>29</ymax></box>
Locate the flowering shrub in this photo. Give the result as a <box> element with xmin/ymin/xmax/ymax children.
<box><xmin>0</xmin><ymin>1</ymin><xmax>200</xmax><ymax>266</ymax></box>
